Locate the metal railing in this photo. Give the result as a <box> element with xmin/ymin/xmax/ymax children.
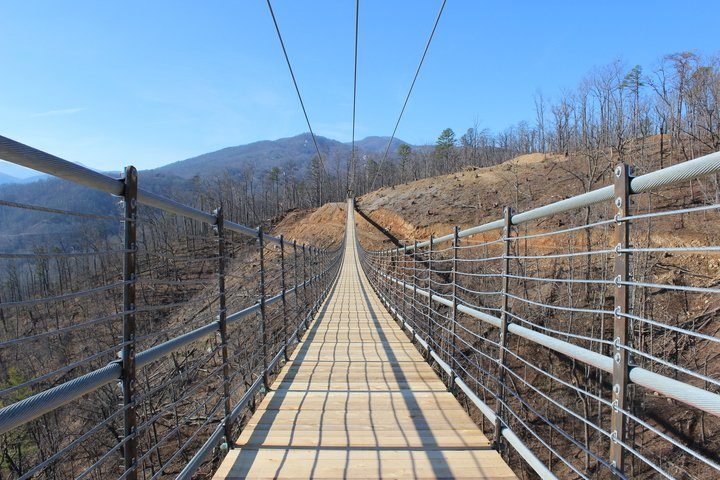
<box><xmin>0</xmin><ymin>135</ymin><xmax>343</xmax><ymax>479</ymax></box>
<box><xmin>357</xmin><ymin>151</ymin><xmax>720</xmax><ymax>479</ymax></box>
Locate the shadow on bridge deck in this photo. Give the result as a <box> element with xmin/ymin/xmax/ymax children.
<box><xmin>214</xmin><ymin>207</ymin><xmax>515</xmax><ymax>479</ymax></box>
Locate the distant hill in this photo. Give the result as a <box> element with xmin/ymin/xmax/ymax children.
<box><xmin>0</xmin><ymin>160</ymin><xmax>47</xmax><ymax>184</ymax></box>
<box><xmin>0</xmin><ymin>133</ymin><xmax>413</xmax><ymax>251</ymax></box>
<box><xmin>347</xmin><ymin>136</ymin><xmax>408</xmax><ymax>154</ymax></box>
<box><xmin>0</xmin><ymin>172</ymin><xmax>19</xmax><ymax>184</ymax></box>
<box><xmin>153</xmin><ymin>133</ymin><xmax>410</xmax><ymax>179</ymax></box>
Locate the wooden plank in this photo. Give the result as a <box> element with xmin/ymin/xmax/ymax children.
<box><xmin>216</xmin><ymin>449</ymin><xmax>515</xmax><ymax>479</ymax></box>
<box><xmin>255</xmin><ymin>390</ymin><xmax>470</xmax><ymax>412</ymax></box>
<box><xmin>236</xmin><ymin>428</ymin><xmax>491</xmax><ymax>448</ymax></box>
<box><xmin>243</xmin><ymin>408</ymin><xmax>483</xmax><ymax>431</ymax></box>
<box><xmin>213</xmin><ymin>211</ymin><xmax>516</xmax><ymax>479</ymax></box>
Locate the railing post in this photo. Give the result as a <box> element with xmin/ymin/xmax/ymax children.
<box><xmin>314</xmin><ymin>247</ymin><xmax>321</xmax><ymax>312</ymax></box>
<box><xmin>309</xmin><ymin>247</ymin><xmax>316</xmax><ymax>313</ymax></box>
<box><xmin>386</xmin><ymin>251</ymin><xmax>393</xmax><ymax>307</ymax></box>
<box><xmin>214</xmin><ymin>207</ymin><xmax>233</xmax><ymax>446</ymax></box>
<box><xmin>610</xmin><ymin>163</ymin><xmax>631</xmax><ymax>471</ymax></box>
<box><xmin>393</xmin><ymin>247</ymin><xmax>400</xmax><ymax>315</ymax></box>
<box><xmin>450</xmin><ymin>226</ymin><xmax>459</xmax><ymax>390</ymax></box>
<box><xmin>302</xmin><ymin>244</ymin><xmax>309</xmax><ymax>327</ymax></box>
<box><xmin>401</xmin><ymin>246</ymin><xmax>408</xmax><ymax>330</ymax></box>
<box><xmin>312</xmin><ymin>247</ymin><xmax>317</xmax><ymax>309</ymax></box>
<box><xmin>258</xmin><ymin>227</ymin><xmax>269</xmax><ymax>390</ymax></box>
<box><xmin>293</xmin><ymin>240</ymin><xmax>301</xmax><ymax>341</ymax></box>
<box><xmin>280</xmin><ymin>235</ymin><xmax>289</xmax><ymax>361</ymax></box>
<box><xmin>412</xmin><ymin>240</ymin><xmax>418</xmax><ymax>342</ymax></box>
<box><xmin>427</xmin><ymin>235</ymin><xmax>434</xmax><ymax>353</ymax></box>
<box><xmin>493</xmin><ymin>206</ymin><xmax>513</xmax><ymax>450</ymax></box>
<box><xmin>121</xmin><ymin>166</ymin><xmax>138</xmax><ymax>480</ymax></box>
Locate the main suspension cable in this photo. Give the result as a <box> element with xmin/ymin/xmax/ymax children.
<box><xmin>350</xmin><ymin>0</ymin><xmax>360</xmax><ymax>195</ymax></box>
<box><xmin>370</xmin><ymin>0</ymin><xmax>447</xmax><ymax>191</ymax></box>
<box><xmin>265</xmin><ymin>0</ymin><xmax>324</xmax><ymax>167</ymax></box>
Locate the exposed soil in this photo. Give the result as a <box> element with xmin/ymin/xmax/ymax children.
<box><xmin>274</xmin><ymin>201</ymin><xmax>392</xmax><ymax>252</ymax></box>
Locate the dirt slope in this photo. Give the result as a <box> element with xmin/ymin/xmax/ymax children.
<box><xmin>273</xmin><ymin>201</ymin><xmax>392</xmax><ymax>251</ymax></box>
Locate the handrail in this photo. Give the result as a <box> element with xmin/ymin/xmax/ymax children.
<box><xmin>0</xmin><ymin>134</ymin><xmax>332</xmax><ymax>249</ymax></box>
<box><xmin>376</xmin><ymin>270</ymin><xmax>720</xmax><ymax>416</ymax></box>
<box><xmin>0</xmin><ymin>260</ymin><xmax>340</xmax><ymax>435</ymax></box>
<box><xmin>380</xmin><ymin>150</ymin><xmax>720</xmax><ymax>252</ymax></box>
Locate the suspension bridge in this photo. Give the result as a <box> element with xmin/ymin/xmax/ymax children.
<box><xmin>0</xmin><ymin>134</ymin><xmax>719</xmax><ymax>479</ymax></box>
<box><xmin>214</xmin><ymin>201</ymin><xmax>514</xmax><ymax>479</ymax></box>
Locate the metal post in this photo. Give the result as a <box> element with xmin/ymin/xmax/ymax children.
<box><xmin>293</xmin><ymin>240</ymin><xmax>301</xmax><ymax>340</ymax></box>
<box><xmin>381</xmin><ymin>251</ymin><xmax>388</xmax><ymax>297</ymax></box>
<box><xmin>280</xmin><ymin>236</ymin><xmax>289</xmax><ymax>361</ymax></box>
<box><xmin>302</xmin><ymin>244</ymin><xmax>309</xmax><ymax>327</ymax></box>
<box><xmin>401</xmin><ymin>247</ymin><xmax>407</xmax><ymax>331</ymax></box>
<box><xmin>610</xmin><ymin>163</ymin><xmax>631</xmax><ymax>471</ymax></box>
<box><xmin>450</xmin><ymin>226</ymin><xmax>460</xmax><ymax>390</ymax></box>
<box><xmin>412</xmin><ymin>240</ymin><xmax>418</xmax><ymax>342</ymax></box>
<box><xmin>215</xmin><ymin>207</ymin><xmax>232</xmax><ymax>445</ymax></box>
<box><xmin>493</xmin><ymin>207</ymin><xmax>513</xmax><ymax>449</ymax></box>
<box><xmin>309</xmin><ymin>247</ymin><xmax>316</xmax><ymax>313</ymax></box>
<box><xmin>258</xmin><ymin>228</ymin><xmax>269</xmax><ymax>390</ymax></box>
<box><xmin>427</xmin><ymin>235</ymin><xmax>434</xmax><ymax>353</ymax></box>
<box><xmin>313</xmin><ymin>247</ymin><xmax>319</xmax><ymax>310</ymax></box>
<box><xmin>393</xmin><ymin>248</ymin><xmax>400</xmax><ymax>316</ymax></box>
<box><xmin>121</xmin><ymin>166</ymin><xmax>138</xmax><ymax>480</ymax></box>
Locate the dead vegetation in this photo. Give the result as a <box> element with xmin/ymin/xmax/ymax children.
<box><xmin>0</xmin><ymin>205</ymin><xmax>340</xmax><ymax>479</ymax></box>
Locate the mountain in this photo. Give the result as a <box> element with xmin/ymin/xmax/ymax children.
<box><xmin>0</xmin><ymin>160</ymin><xmax>48</xmax><ymax>183</ymax></box>
<box><xmin>0</xmin><ymin>172</ymin><xmax>19</xmax><ymax>184</ymax></box>
<box><xmin>347</xmin><ymin>136</ymin><xmax>408</xmax><ymax>154</ymax></box>
<box><xmin>0</xmin><ymin>165</ymin><xmax>47</xmax><ymax>185</ymax></box>
<box><xmin>153</xmin><ymin>134</ymin><xmax>410</xmax><ymax>179</ymax></box>
<box><xmin>0</xmin><ymin>133</ymin><xmax>413</xmax><ymax>251</ymax></box>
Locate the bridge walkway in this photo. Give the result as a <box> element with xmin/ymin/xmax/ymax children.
<box><xmin>214</xmin><ymin>207</ymin><xmax>515</xmax><ymax>479</ymax></box>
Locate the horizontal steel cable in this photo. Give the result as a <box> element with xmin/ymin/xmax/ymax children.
<box><xmin>0</xmin><ymin>198</ymin><xmax>131</xmax><ymax>221</ymax></box>
<box><xmin>0</xmin><ymin>248</ymin><xmax>132</xmax><ymax>259</ymax></box>
<box><xmin>0</xmin><ymin>281</ymin><xmax>128</xmax><ymax>309</ymax></box>
<box><xmin>0</xmin><ymin>342</ymin><xmax>126</xmax><ymax>397</ymax></box>
<box><xmin>0</xmin><ymin>311</ymin><xmax>125</xmax><ymax>348</ymax></box>
<box><xmin>618</xmin><ymin>310</ymin><xmax>720</xmax><ymax>344</ymax></box>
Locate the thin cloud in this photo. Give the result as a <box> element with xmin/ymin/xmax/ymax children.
<box><xmin>31</xmin><ymin>107</ymin><xmax>85</xmax><ymax>117</ymax></box>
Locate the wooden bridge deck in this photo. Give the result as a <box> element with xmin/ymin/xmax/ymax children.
<box><xmin>214</xmin><ymin>209</ymin><xmax>515</xmax><ymax>479</ymax></box>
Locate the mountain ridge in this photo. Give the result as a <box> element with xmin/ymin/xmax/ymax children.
<box><xmin>152</xmin><ymin>133</ymin><xmax>411</xmax><ymax>179</ymax></box>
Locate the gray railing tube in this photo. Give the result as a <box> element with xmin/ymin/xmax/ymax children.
<box><xmin>0</xmin><ymin>135</ymin><xmax>310</xmax><ymax>244</ymax></box>
<box><xmin>381</xmin><ymin>269</ymin><xmax>720</xmax><ymax>417</ymax></box>
<box><xmin>0</xmin><ymin>253</ymin><xmax>340</xmax><ymax>436</ymax></box>
<box><xmin>386</xmin><ymin>149</ymin><xmax>720</xmax><ymax>254</ymax></box>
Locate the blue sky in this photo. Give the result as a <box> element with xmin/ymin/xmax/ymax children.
<box><xmin>1</xmin><ymin>0</ymin><xmax>718</xmax><ymax>175</ymax></box>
